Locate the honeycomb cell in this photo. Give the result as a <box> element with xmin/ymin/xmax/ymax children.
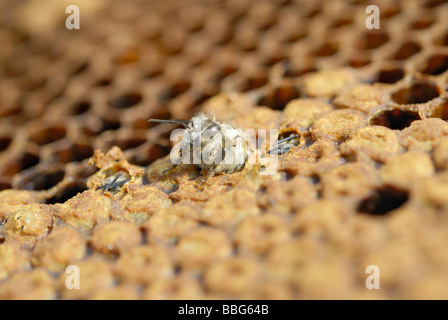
<box><xmin>0</xmin><ymin>269</ymin><xmax>55</xmax><ymax>300</ymax></box>
<box><xmin>358</xmin><ymin>31</ymin><xmax>390</xmax><ymax>50</ymax></box>
<box><xmin>143</xmin><ymin>210</ymin><xmax>199</xmax><ymax>244</ymax></box>
<box><xmin>234</xmin><ymin>213</ymin><xmax>291</xmax><ymax>255</ymax></box>
<box><xmin>29</xmin><ymin>126</ymin><xmax>66</xmax><ymax>146</ymax></box>
<box><xmin>114</xmin><ymin>244</ymin><xmax>174</xmax><ymax>285</ymax></box>
<box><xmin>311</xmin><ymin>42</ymin><xmax>339</xmax><ymax>57</ymax></box>
<box><xmin>4</xmin><ymin>204</ymin><xmax>53</xmax><ymax>248</ymax></box>
<box><xmin>392</xmin><ymin>42</ymin><xmax>421</xmax><ymax>60</ymax></box>
<box><xmin>420</xmin><ymin>54</ymin><xmax>448</xmax><ymax>75</ymax></box>
<box><xmin>340</xmin><ymin>126</ymin><xmax>401</xmax><ymax>162</ymax></box>
<box><xmin>204</xmin><ymin>257</ymin><xmax>263</xmax><ymax>296</ymax></box>
<box><xmin>375</xmin><ymin>68</ymin><xmax>404</xmax><ymax>84</ymax></box>
<box><xmin>240</xmin><ymin>73</ymin><xmax>269</xmax><ymax>92</ymax></box>
<box><xmin>331</xmin><ymin>18</ymin><xmax>353</xmax><ymax>28</ymax></box>
<box><xmin>347</xmin><ymin>58</ymin><xmax>371</xmax><ymax>68</ymax></box>
<box><xmin>0</xmin><ymin>136</ymin><xmax>12</xmax><ymax>152</ymax></box>
<box><xmin>90</xmin><ymin>221</ymin><xmax>143</xmax><ymax>255</ymax></box>
<box><xmin>31</xmin><ymin>226</ymin><xmax>86</xmax><ymax>273</ymax></box>
<box><xmin>0</xmin><ymin>242</ymin><xmax>31</xmax><ymax>280</ymax></box>
<box><xmin>174</xmin><ymin>227</ymin><xmax>232</xmax><ymax>271</ymax></box>
<box><xmin>2</xmin><ymin>152</ymin><xmax>40</xmax><ymax>176</ymax></box>
<box><xmin>380</xmin><ymin>151</ymin><xmax>435</xmax><ymax>189</ymax></box>
<box><xmin>70</xmin><ymin>100</ymin><xmax>91</xmax><ymax>115</ymax></box>
<box><xmin>142</xmin><ymin>272</ymin><xmax>204</xmax><ymax>300</ymax></box>
<box><xmin>108</xmin><ymin>92</ymin><xmax>143</xmax><ymax>109</ymax></box>
<box><xmin>369</xmin><ymin>109</ymin><xmax>421</xmax><ymax>130</ymax></box>
<box><xmin>55</xmin><ymin>190</ymin><xmax>110</xmax><ymax>231</ymax></box>
<box><xmin>391</xmin><ymin>81</ymin><xmax>440</xmax><ymax>105</ymax></box>
<box><xmin>357</xmin><ymin>186</ymin><xmax>409</xmax><ymax>215</ymax></box>
<box><xmin>12</xmin><ymin>166</ymin><xmax>65</xmax><ymax>191</ymax></box>
<box><xmin>321</xmin><ymin>162</ymin><xmax>379</xmax><ymax>199</ymax></box>
<box><xmin>311</xmin><ymin>109</ymin><xmax>367</xmax><ymax>143</ymax></box>
<box><xmin>257</xmin><ymin>83</ymin><xmax>301</xmax><ymax>110</ymax></box>
<box><xmin>52</xmin><ymin>143</ymin><xmax>94</xmax><ymax>163</ymax></box>
<box><xmin>410</xmin><ymin>17</ymin><xmax>435</xmax><ymax>30</ymax></box>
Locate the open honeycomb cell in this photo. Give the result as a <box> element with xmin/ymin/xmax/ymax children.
<box><xmin>1</xmin><ymin>0</ymin><xmax>448</xmax><ymax>300</ymax></box>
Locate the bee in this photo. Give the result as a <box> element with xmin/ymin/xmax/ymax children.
<box><xmin>149</xmin><ymin>113</ymin><xmax>250</xmax><ymax>175</ymax></box>
<box><xmin>149</xmin><ymin>114</ymin><xmax>300</xmax><ymax>176</ymax></box>
<box><xmin>267</xmin><ymin>134</ymin><xmax>300</xmax><ymax>155</ymax></box>
<box><xmin>96</xmin><ymin>172</ymin><xmax>130</xmax><ymax>193</ymax></box>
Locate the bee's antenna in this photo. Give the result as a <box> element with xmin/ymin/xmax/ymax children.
<box><xmin>148</xmin><ymin>119</ymin><xmax>190</xmax><ymax>128</ymax></box>
<box><xmin>274</xmin><ymin>134</ymin><xmax>300</xmax><ymax>145</ymax></box>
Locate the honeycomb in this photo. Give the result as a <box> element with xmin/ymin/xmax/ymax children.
<box><xmin>1</xmin><ymin>0</ymin><xmax>448</xmax><ymax>299</ymax></box>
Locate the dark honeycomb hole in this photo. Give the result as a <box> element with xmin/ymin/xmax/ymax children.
<box><xmin>101</xmin><ymin>118</ymin><xmax>121</xmax><ymax>132</ymax></box>
<box><xmin>0</xmin><ymin>136</ymin><xmax>12</xmax><ymax>152</ymax></box>
<box><xmin>0</xmin><ymin>181</ymin><xmax>12</xmax><ymax>191</ymax></box>
<box><xmin>19</xmin><ymin>152</ymin><xmax>40</xmax><ymax>171</ymax></box>
<box><xmin>258</xmin><ymin>85</ymin><xmax>300</xmax><ymax>110</ymax></box>
<box><xmin>53</xmin><ymin>143</ymin><xmax>93</xmax><ymax>163</ymax></box>
<box><xmin>143</xmin><ymin>64</ymin><xmax>164</xmax><ymax>79</ymax></box>
<box><xmin>30</xmin><ymin>126</ymin><xmax>67</xmax><ymax>146</ymax></box>
<box><xmin>348</xmin><ymin>59</ymin><xmax>371</xmax><ymax>68</ymax></box>
<box><xmin>3</xmin><ymin>152</ymin><xmax>40</xmax><ymax>176</ymax></box>
<box><xmin>263</xmin><ymin>53</ymin><xmax>288</xmax><ymax>67</ymax></box>
<box><xmin>411</xmin><ymin>18</ymin><xmax>435</xmax><ymax>30</ymax></box>
<box><xmin>71</xmin><ymin>101</ymin><xmax>91</xmax><ymax>115</ymax></box>
<box><xmin>105</xmin><ymin>137</ymin><xmax>147</xmax><ymax>151</ymax></box>
<box><xmin>306</xmin><ymin>7</ymin><xmax>322</xmax><ymax>18</ymax></box>
<box><xmin>393</xmin><ymin>42</ymin><xmax>421</xmax><ymax>60</ymax></box>
<box><xmin>213</xmin><ymin>65</ymin><xmax>238</xmax><ymax>83</ymax></box>
<box><xmin>312</xmin><ymin>42</ymin><xmax>339</xmax><ymax>57</ymax></box>
<box><xmin>380</xmin><ymin>7</ymin><xmax>400</xmax><ymax>19</ymax></box>
<box><xmin>424</xmin><ymin>0</ymin><xmax>448</xmax><ymax>8</ymax></box>
<box><xmin>284</xmin><ymin>66</ymin><xmax>317</xmax><ymax>78</ymax></box>
<box><xmin>47</xmin><ymin>183</ymin><xmax>88</xmax><ymax>204</ymax></box>
<box><xmin>240</xmin><ymin>75</ymin><xmax>269</xmax><ymax>92</ymax></box>
<box><xmin>94</xmin><ymin>78</ymin><xmax>113</xmax><ymax>87</ymax></box>
<box><xmin>358</xmin><ymin>187</ymin><xmax>409</xmax><ymax>215</ymax></box>
<box><xmin>421</xmin><ymin>54</ymin><xmax>448</xmax><ymax>75</ymax></box>
<box><xmin>284</xmin><ymin>31</ymin><xmax>307</xmax><ymax>44</ymax></box>
<box><xmin>358</xmin><ymin>32</ymin><xmax>390</xmax><ymax>50</ymax></box>
<box><xmin>375</xmin><ymin>69</ymin><xmax>404</xmax><ymax>84</ymax></box>
<box><xmin>370</xmin><ymin>109</ymin><xmax>421</xmax><ymax>130</ymax></box>
<box><xmin>158</xmin><ymin>81</ymin><xmax>191</xmax><ymax>101</ymax></box>
<box><xmin>434</xmin><ymin>31</ymin><xmax>448</xmax><ymax>46</ymax></box>
<box><xmin>279</xmin><ymin>170</ymin><xmax>294</xmax><ymax>181</ymax></box>
<box><xmin>331</xmin><ymin>18</ymin><xmax>353</xmax><ymax>28</ymax></box>
<box><xmin>391</xmin><ymin>82</ymin><xmax>440</xmax><ymax>104</ymax></box>
<box><xmin>109</xmin><ymin>93</ymin><xmax>143</xmax><ymax>109</ymax></box>
<box><xmin>13</xmin><ymin>168</ymin><xmax>65</xmax><ymax>191</ymax></box>
<box><xmin>131</xmin><ymin>144</ymin><xmax>170</xmax><ymax>167</ymax></box>
<box><xmin>68</xmin><ymin>62</ymin><xmax>89</xmax><ymax>76</ymax></box>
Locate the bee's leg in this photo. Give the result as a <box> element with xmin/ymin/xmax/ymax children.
<box><xmin>197</xmin><ymin>167</ymin><xmax>215</xmax><ymax>183</ymax></box>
